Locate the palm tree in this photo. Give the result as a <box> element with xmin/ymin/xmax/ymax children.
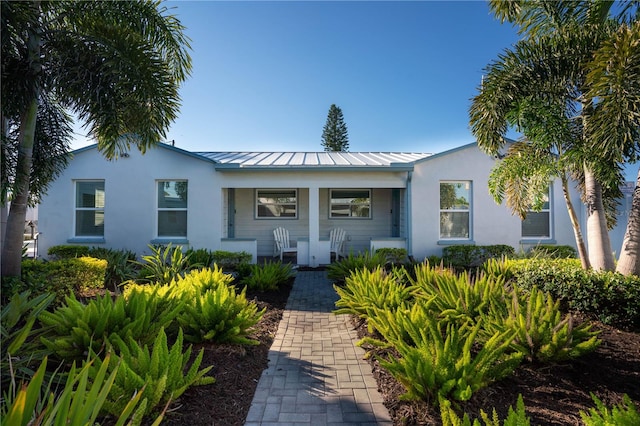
<box><xmin>1</xmin><ymin>0</ymin><xmax>192</xmax><ymax>277</ymax></box>
<box><xmin>470</xmin><ymin>0</ymin><xmax>639</xmax><ymax>272</ymax></box>
<box><xmin>586</xmin><ymin>19</ymin><xmax>640</xmax><ymax>275</ymax></box>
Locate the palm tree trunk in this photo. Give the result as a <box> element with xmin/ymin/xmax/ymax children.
<box><xmin>616</xmin><ymin>169</ymin><xmax>640</xmax><ymax>276</ymax></box>
<box><xmin>560</xmin><ymin>173</ymin><xmax>590</xmax><ymax>269</ymax></box>
<box><xmin>585</xmin><ymin>166</ymin><xmax>615</xmax><ymax>271</ymax></box>
<box><xmin>1</xmin><ymin>25</ymin><xmax>40</xmax><ymax>278</ymax></box>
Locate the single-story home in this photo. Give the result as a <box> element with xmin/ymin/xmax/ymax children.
<box><xmin>36</xmin><ymin>141</ymin><xmax>632</xmax><ymax>266</ymax></box>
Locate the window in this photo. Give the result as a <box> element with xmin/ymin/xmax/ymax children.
<box><xmin>330</xmin><ymin>189</ymin><xmax>371</xmax><ymax>218</ymax></box>
<box><xmin>256</xmin><ymin>189</ymin><xmax>297</xmax><ymax>218</ymax></box>
<box><xmin>522</xmin><ymin>188</ymin><xmax>551</xmax><ymax>238</ymax></box>
<box><xmin>440</xmin><ymin>181</ymin><xmax>471</xmax><ymax>239</ymax></box>
<box><xmin>157</xmin><ymin>180</ymin><xmax>188</xmax><ymax>237</ymax></box>
<box><xmin>75</xmin><ymin>181</ymin><xmax>105</xmax><ymax>237</ymax></box>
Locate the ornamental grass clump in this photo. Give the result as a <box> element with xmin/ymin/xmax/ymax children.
<box><xmin>1</xmin><ymin>354</ymin><xmax>151</xmax><ymax>426</ymax></box>
<box><xmin>580</xmin><ymin>393</ymin><xmax>640</xmax><ymax>426</ymax></box>
<box><xmin>39</xmin><ymin>290</ymin><xmax>182</xmax><ymax>362</ymax></box>
<box><xmin>410</xmin><ymin>263</ymin><xmax>507</xmax><ymax>328</ymax></box>
<box><xmin>363</xmin><ymin>305</ymin><xmax>522</xmax><ymax>404</ymax></box>
<box><xmin>133</xmin><ymin>244</ymin><xmax>196</xmax><ymax>285</ymax></box>
<box><xmin>333</xmin><ymin>266</ymin><xmax>413</xmax><ymax>332</ymax></box>
<box><xmin>91</xmin><ymin>328</ymin><xmax>214</xmax><ymax>418</ymax></box>
<box><xmin>482</xmin><ymin>286</ymin><xmax>600</xmax><ymax>363</ymax></box>
<box><xmin>175</xmin><ymin>268</ymin><xmax>265</xmax><ymax>344</ymax></box>
<box><xmin>1</xmin><ymin>291</ymin><xmax>54</xmax><ymax>386</ymax></box>
<box><xmin>327</xmin><ymin>251</ymin><xmax>386</xmax><ymax>285</ymax></box>
<box><xmin>439</xmin><ymin>394</ymin><xmax>530</xmax><ymax>426</ymax></box>
<box><xmin>241</xmin><ymin>260</ymin><xmax>295</xmax><ymax>292</ymax></box>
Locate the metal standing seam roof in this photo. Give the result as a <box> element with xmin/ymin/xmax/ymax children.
<box><xmin>193</xmin><ymin>151</ymin><xmax>432</xmax><ymax>167</ymax></box>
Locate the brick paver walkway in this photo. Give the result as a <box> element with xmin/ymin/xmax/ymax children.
<box><xmin>245</xmin><ymin>270</ymin><xmax>393</xmax><ymax>426</ymax></box>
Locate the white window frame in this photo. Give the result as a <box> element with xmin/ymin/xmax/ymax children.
<box><xmin>329</xmin><ymin>189</ymin><xmax>372</xmax><ymax>219</ymax></box>
<box><xmin>521</xmin><ymin>186</ymin><xmax>553</xmax><ymax>239</ymax></box>
<box><xmin>439</xmin><ymin>180</ymin><xmax>472</xmax><ymax>240</ymax></box>
<box><xmin>74</xmin><ymin>180</ymin><xmax>105</xmax><ymax>237</ymax></box>
<box><xmin>255</xmin><ymin>189</ymin><xmax>298</xmax><ymax>219</ymax></box>
<box><xmin>157</xmin><ymin>180</ymin><xmax>188</xmax><ymax>238</ymax></box>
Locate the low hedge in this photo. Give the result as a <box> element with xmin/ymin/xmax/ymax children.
<box><xmin>47</xmin><ymin>244</ymin><xmax>90</xmax><ymax>259</ymax></box>
<box><xmin>442</xmin><ymin>244</ymin><xmax>515</xmax><ymax>270</ymax></box>
<box><xmin>509</xmin><ymin>259</ymin><xmax>640</xmax><ymax>330</ymax></box>
<box><xmin>18</xmin><ymin>257</ymin><xmax>107</xmax><ymax>305</ymax></box>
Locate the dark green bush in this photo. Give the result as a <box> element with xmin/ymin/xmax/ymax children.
<box><xmin>442</xmin><ymin>245</ymin><xmax>515</xmax><ymax>271</ymax></box>
<box><xmin>133</xmin><ymin>244</ymin><xmax>194</xmax><ymax>285</ymax></box>
<box><xmin>240</xmin><ymin>260</ymin><xmax>295</xmax><ymax>292</ymax></box>
<box><xmin>327</xmin><ymin>251</ymin><xmax>386</xmax><ymax>285</ymax></box>
<box><xmin>47</xmin><ymin>244</ymin><xmax>90</xmax><ymax>259</ymax></box>
<box><xmin>527</xmin><ymin>244</ymin><xmax>577</xmax><ymax>259</ymax></box>
<box><xmin>510</xmin><ymin>259</ymin><xmax>640</xmax><ymax>330</ymax></box>
<box><xmin>213</xmin><ymin>250</ymin><xmax>252</xmax><ymax>271</ymax></box>
<box><xmin>19</xmin><ymin>257</ymin><xmax>107</xmax><ymax>305</ymax></box>
<box><xmin>184</xmin><ymin>248</ymin><xmax>216</xmax><ymax>269</ymax></box>
<box><xmin>88</xmin><ymin>247</ymin><xmax>138</xmax><ymax>290</ymax></box>
<box><xmin>375</xmin><ymin>248</ymin><xmax>409</xmax><ymax>265</ymax></box>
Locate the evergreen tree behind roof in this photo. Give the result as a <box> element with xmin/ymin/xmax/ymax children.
<box><xmin>321</xmin><ymin>104</ymin><xmax>349</xmax><ymax>152</ymax></box>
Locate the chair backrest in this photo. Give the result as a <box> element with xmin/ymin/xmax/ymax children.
<box><xmin>273</xmin><ymin>227</ymin><xmax>291</xmax><ymax>249</ymax></box>
<box><xmin>330</xmin><ymin>228</ymin><xmax>346</xmax><ymax>251</ymax></box>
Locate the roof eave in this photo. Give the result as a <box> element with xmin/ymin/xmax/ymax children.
<box><xmin>213</xmin><ymin>164</ymin><xmax>415</xmax><ymax>172</ymax></box>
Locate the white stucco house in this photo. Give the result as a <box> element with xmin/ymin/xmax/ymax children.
<box><xmin>37</xmin><ymin>141</ymin><xmax>619</xmax><ymax>266</ymax></box>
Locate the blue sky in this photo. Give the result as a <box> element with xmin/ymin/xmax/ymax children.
<box><xmin>72</xmin><ymin>1</ymin><xmax>521</xmax><ymax>154</ymax></box>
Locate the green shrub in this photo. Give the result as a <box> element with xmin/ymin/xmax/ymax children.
<box><xmin>510</xmin><ymin>259</ymin><xmax>640</xmax><ymax>330</ymax></box>
<box><xmin>88</xmin><ymin>247</ymin><xmax>138</xmax><ymax>290</ymax></box>
<box><xmin>47</xmin><ymin>244</ymin><xmax>90</xmax><ymax>259</ymax></box>
<box><xmin>527</xmin><ymin>244</ymin><xmax>577</xmax><ymax>259</ymax></box>
<box><xmin>364</xmin><ymin>308</ymin><xmax>522</xmax><ymax>404</ymax></box>
<box><xmin>93</xmin><ymin>328</ymin><xmax>214</xmax><ymax>418</ymax></box>
<box><xmin>580</xmin><ymin>393</ymin><xmax>640</xmax><ymax>426</ymax></box>
<box><xmin>213</xmin><ymin>250</ymin><xmax>252</xmax><ymax>270</ymax></box>
<box><xmin>133</xmin><ymin>244</ymin><xmax>195</xmax><ymax>285</ymax></box>
<box><xmin>1</xmin><ymin>291</ymin><xmax>54</xmax><ymax>386</ymax></box>
<box><xmin>39</xmin><ymin>290</ymin><xmax>182</xmax><ymax>362</ymax></box>
<box><xmin>184</xmin><ymin>248</ymin><xmax>216</xmax><ymax>269</ymax></box>
<box><xmin>442</xmin><ymin>245</ymin><xmax>515</xmax><ymax>271</ymax></box>
<box><xmin>334</xmin><ymin>267</ymin><xmax>413</xmax><ymax>332</ymax></box>
<box><xmin>20</xmin><ymin>257</ymin><xmax>107</xmax><ymax>305</ymax></box>
<box><xmin>483</xmin><ymin>286</ymin><xmax>600</xmax><ymax>362</ymax></box>
<box><xmin>240</xmin><ymin>260</ymin><xmax>295</xmax><ymax>292</ymax></box>
<box><xmin>327</xmin><ymin>251</ymin><xmax>386</xmax><ymax>285</ymax></box>
<box><xmin>375</xmin><ymin>248</ymin><xmax>409</xmax><ymax>265</ymax></box>
<box><xmin>176</xmin><ymin>269</ymin><xmax>265</xmax><ymax>344</ymax></box>
<box><xmin>1</xmin><ymin>354</ymin><xmax>150</xmax><ymax>426</ymax></box>
<box><xmin>440</xmin><ymin>394</ymin><xmax>530</xmax><ymax>426</ymax></box>
<box><xmin>182</xmin><ymin>248</ymin><xmax>252</xmax><ymax>272</ymax></box>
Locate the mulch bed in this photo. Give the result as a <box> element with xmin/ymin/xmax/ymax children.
<box><xmin>156</xmin><ymin>279</ymin><xmax>640</xmax><ymax>425</ymax></box>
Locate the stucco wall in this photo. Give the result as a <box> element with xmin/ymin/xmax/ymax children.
<box><xmin>409</xmin><ymin>144</ymin><xmax>580</xmax><ymax>260</ymax></box>
<box><xmin>38</xmin><ymin>145</ymin><xmax>222</xmax><ymax>258</ymax></box>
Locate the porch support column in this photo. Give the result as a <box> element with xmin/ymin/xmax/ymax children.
<box><xmin>308</xmin><ymin>185</ymin><xmax>320</xmax><ymax>267</ymax></box>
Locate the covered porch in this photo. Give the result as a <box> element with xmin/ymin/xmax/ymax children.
<box><xmin>220</xmin><ymin>186</ymin><xmax>408</xmax><ymax>266</ymax></box>
<box><xmin>204</xmin><ymin>151</ymin><xmax>428</xmax><ymax>266</ymax></box>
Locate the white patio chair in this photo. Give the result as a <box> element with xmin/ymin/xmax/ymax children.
<box><xmin>273</xmin><ymin>227</ymin><xmax>297</xmax><ymax>261</ymax></box>
<box><xmin>329</xmin><ymin>228</ymin><xmax>346</xmax><ymax>260</ymax></box>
